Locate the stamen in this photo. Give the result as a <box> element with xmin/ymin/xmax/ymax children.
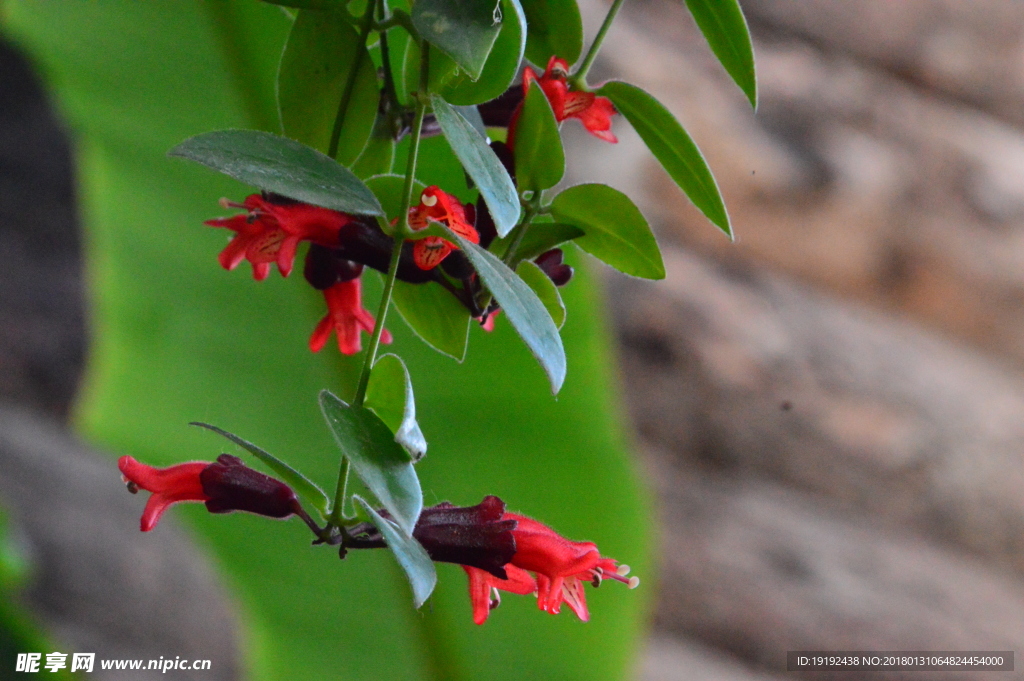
<box><xmin>591</xmin><ymin>573</ymin><xmax>602</xmax><ymax>588</ymax></box>
<box><xmin>421</xmin><ymin>192</ymin><xmax>438</xmax><ymax>207</ymax></box>
<box><xmin>616</xmin><ymin>564</ymin><xmax>631</xmax><ymax>576</ymax></box>
<box><xmin>628</xmin><ymin>576</ymin><xmax>640</xmax><ymax>589</ymax></box>
<box><xmin>219</xmin><ymin>197</ymin><xmax>246</xmax><ymax>210</ymax></box>
<box><xmin>125</xmin><ymin>480</ymin><xmax>139</xmax><ymax>494</ymax></box>
<box><xmin>489</xmin><ymin>587</ymin><xmax>501</xmax><ymax>610</ymax></box>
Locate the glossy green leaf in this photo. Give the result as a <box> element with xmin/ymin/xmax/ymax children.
<box><xmin>189</xmin><ymin>422</ymin><xmax>332</xmax><ymax>519</ymax></box>
<box><xmin>440</xmin><ymin>0</ymin><xmax>525</xmax><ymax>105</ymax></box>
<box><xmin>495</xmin><ymin>221</ymin><xmax>584</xmax><ymax>261</ymax></box>
<box><xmin>434</xmin><ymin>226</ymin><xmax>565</xmax><ymax>393</ymax></box>
<box><xmin>599</xmin><ymin>81</ymin><xmax>730</xmax><ymax>237</ymax></box>
<box><xmin>431</xmin><ymin>95</ymin><xmax>519</xmax><ymax>236</ymax></box>
<box><xmin>353</xmin><ymin>495</ymin><xmax>437</xmax><ymax>608</ymax></box>
<box><xmin>684</xmin><ymin>0</ymin><xmax>757</xmax><ymax>109</ymax></box>
<box><xmin>168</xmin><ymin>129</ymin><xmax>384</xmax><ymax>215</ymax></box>
<box><xmin>514</xmin><ymin>81</ymin><xmax>564</xmax><ymax>192</ymax></box>
<box><xmin>366</xmin><ymin>353</ymin><xmax>427</xmax><ymax>461</ymax></box>
<box><xmin>278</xmin><ymin>9</ymin><xmax>379</xmax><ymax>164</ymax></box>
<box><xmin>402</xmin><ymin>37</ymin><xmax>460</xmax><ymax>100</ymax></box>
<box><xmin>517</xmin><ymin>260</ymin><xmax>565</xmax><ymax>329</ymax></box>
<box><xmin>391</xmin><ymin>279</ymin><xmax>471</xmax><ymax>360</ymax></box>
<box><xmin>412</xmin><ymin>0</ymin><xmax>502</xmax><ymax>80</ymax></box>
<box><xmin>520</xmin><ymin>0</ymin><xmax>583</xmax><ymax>66</ymax></box>
<box><xmin>319</xmin><ymin>390</ymin><xmax>422</xmax><ymax>535</ymax></box>
<box><xmin>550</xmin><ymin>183</ymin><xmax>665</xmax><ymax>279</ymax></box>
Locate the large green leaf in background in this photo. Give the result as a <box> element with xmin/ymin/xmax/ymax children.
<box><xmin>0</xmin><ymin>2</ymin><xmax>652</xmax><ymax>680</ymax></box>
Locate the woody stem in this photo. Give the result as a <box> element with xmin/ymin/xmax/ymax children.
<box><xmin>572</xmin><ymin>0</ymin><xmax>626</xmax><ymax>88</ymax></box>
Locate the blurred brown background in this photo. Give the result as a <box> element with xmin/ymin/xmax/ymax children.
<box><xmin>6</xmin><ymin>0</ymin><xmax>1024</xmax><ymax>679</ymax></box>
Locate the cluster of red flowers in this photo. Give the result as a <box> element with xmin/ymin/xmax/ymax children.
<box><xmin>206</xmin><ymin>186</ymin><xmax>478</xmax><ymax>355</ymax></box>
<box><xmin>142</xmin><ymin>55</ymin><xmax>632</xmax><ymax>625</ymax></box>
<box><xmin>120</xmin><ymin>459</ymin><xmax>637</xmax><ymax>623</ymax></box>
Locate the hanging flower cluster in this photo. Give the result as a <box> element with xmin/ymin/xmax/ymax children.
<box><xmin>120</xmin><ymin>459</ymin><xmax>638</xmax><ymax>624</ymax></box>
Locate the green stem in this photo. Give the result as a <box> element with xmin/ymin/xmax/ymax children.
<box><xmin>328</xmin><ymin>41</ymin><xmax>431</xmax><ymax>534</ymax></box>
<box><xmin>571</xmin><ymin>0</ymin><xmax>627</xmax><ymax>88</ymax></box>
<box><xmin>501</xmin><ymin>200</ymin><xmax>540</xmax><ymax>267</ymax></box>
<box><xmin>328</xmin><ymin>0</ymin><xmax>377</xmax><ymax>160</ymax></box>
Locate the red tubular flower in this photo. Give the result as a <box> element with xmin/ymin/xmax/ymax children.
<box><xmin>518</xmin><ymin>56</ymin><xmax>618</xmax><ymax>144</ymax></box>
<box><xmin>119</xmin><ymin>455</ymin><xmax>301</xmax><ymax>532</ymax></box>
<box><xmin>458</xmin><ymin>507</ymin><xmax>639</xmax><ymax>624</ymax></box>
<box><xmin>463</xmin><ymin>564</ymin><xmax>538</xmax><ymax>625</ymax></box>
<box><xmin>407</xmin><ymin>186</ymin><xmax>479</xmax><ymax>270</ymax></box>
<box><xmin>309</xmin><ymin>278</ymin><xmax>392</xmax><ymax>355</ymax></box>
<box><xmin>205</xmin><ymin>193</ymin><xmax>353</xmax><ymax>280</ymax></box>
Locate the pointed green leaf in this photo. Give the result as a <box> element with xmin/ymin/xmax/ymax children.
<box><xmin>598</xmin><ymin>81</ymin><xmax>730</xmax><ymax>237</ymax></box>
<box><xmin>440</xmin><ymin>0</ymin><xmax>525</xmax><ymax>105</ymax></box>
<box><xmin>319</xmin><ymin>391</ymin><xmax>422</xmax><ymax>535</ymax></box>
<box><xmin>454</xmin><ymin>104</ymin><xmax>487</xmax><ymax>139</ymax></box>
<box><xmin>550</xmin><ymin>183</ymin><xmax>665</xmax><ymax>279</ymax></box>
<box><xmin>366</xmin><ymin>353</ymin><xmax>427</xmax><ymax>461</ymax></box>
<box><xmin>431</xmin><ymin>95</ymin><xmax>520</xmax><ymax>236</ymax></box>
<box><xmin>520</xmin><ymin>0</ymin><xmax>583</xmax><ymax>66</ymax></box>
<box><xmin>517</xmin><ymin>260</ymin><xmax>565</xmax><ymax>328</ymax></box>
<box><xmin>168</xmin><ymin>129</ymin><xmax>383</xmax><ymax>215</ymax></box>
<box><xmin>429</xmin><ymin>225</ymin><xmax>565</xmax><ymax>393</ymax></box>
<box><xmin>190</xmin><ymin>422</ymin><xmax>331</xmax><ymax>518</ymax></box>
<box><xmin>515</xmin><ymin>81</ymin><xmax>564</xmax><ymax>192</ymax></box>
<box><xmin>684</xmin><ymin>0</ymin><xmax>757</xmax><ymax>109</ymax></box>
<box><xmin>278</xmin><ymin>10</ymin><xmax>379</xmax><ymax>165</ymax></box>
<box><xmin>412</xmin><ymin>0</ymin><xmax>503</xmax><ymax>80</ymax></box>
<box><xmin>391</xmin><ymin>280</ymin><xmax>472</xmax><ymax>361</ymax></box>
<box><xmin>495</xmin><ymin>221</ymin><xmax>584</xmax><ymax>261</ymax></box>
<box><xmin>353</xmin><ymin>495</ymin><xmax>437</xmax><ymax>608</ymax></box>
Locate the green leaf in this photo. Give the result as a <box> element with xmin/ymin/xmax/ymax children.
<box><xmin>434</xmin><ymin>226</ymin><xmax>565</xmax><ymax>393</ymax></box>
<box><xmin>684</xmin><ymin>0</ymin><xmax>757</xmax><ymax>109</ymax></box>
<box><xmin>277</xmin><ymin>9</ymin><xmax>379</xmax><ymax>165</ymax></box>
<box><xmin>364</xmin><ymin>173</ymin><xmax>423</xmax><ymax>217</ymax></box>
<box><xmin>517</xmin><ymin>260</ymin><xmax>565</xmax><ymax>328</ymax></box>
<box><xmin>440</xmin><ymin>0</ymin><xmax>526</xmax><ymax>105</ymax></box>
<box><xmin>190</xmin><ymin>422</ymin><xmax>331</xmax><ymax>519</ymax></box>
<box><xmin>168</xmin><ymin>129</ymin><xmax>384</xmax><ymax>215</ymax></box>
<box><xmin>351</xmin><ymin>128</ymin><xmax>395</xmax><ymax>179</ymax></box>
<box><xmin>514</xmin><ymin>81</ymin><xmax>564</xmax><ymax>192</ymax></box>
<box><xmin>319</xmin><ymin>390</ymin><xmax>422</xmax><ymax>535</ymax></box>
<box><xmin>598</xmin><ymin>81</ymin><xmax>731</xmax><ymax>237</ymax></box>
<box><xmin>391</xmin><ymin>280</ymin><xmax>472</xmax><ymax>360</ymax></box>
<box><xmin>495</xmin><ymin>221</ymin><xmax>584</xmax><ymax>261</ymax></box>
<box><xmin>366</xmin><ymin>353</ymin><xmax>427</xmax><ymax>461</ymax></box>
<box><xmin>550</xmin><ymin>183</ymin><xmax>665</xmax><ymax>279</ymax></box>
<box><xmin>520</xmin><ymin>0</ymin><xmax>583</xmax><ymax>66</ymax></box>
<box><xmin>402</xmin><ymin>37</ymin><xmax>460</xmax><ymax>100</ymax></box>
<box><xmin>431</xmin><ymin>95</ymin><xmax>519</xmax><ymax>236</ymax></box>
<box><xmin>454</xmin><ymin>104</ymin><xmax>487</xmax><ymax>139</ymax></box>
<box><xmin>353</xmin><ymin>495</ymin><xmax>437</xmax><ymax>608</ymax></box>
<box><xmin>412</xmin><ymin>0</ymin><xmax>502</xmax><ymax>80</ymax></box>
